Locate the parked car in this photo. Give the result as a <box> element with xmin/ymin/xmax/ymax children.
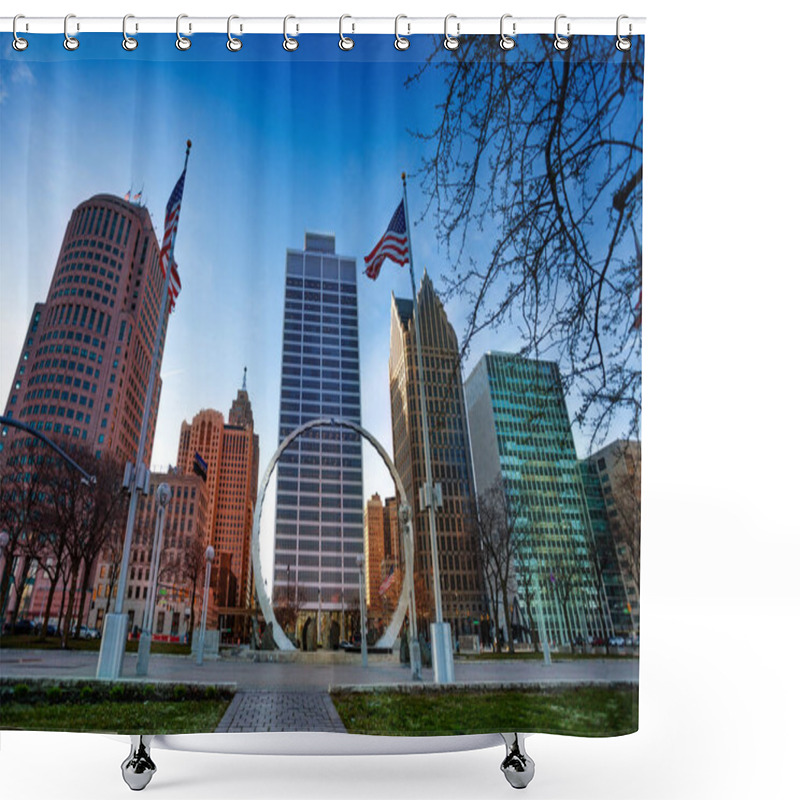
<box><xmin>608</xmin><ymin>635</ymin><xmax>626</xmax><ymax>647</ymax></box>
<box><xmin>33</xmin><ymin>621</ymin><xmax>60</xmax><ymax>636</ymax></box>
<box><xmin>71</xmin><ymin>625</ymin><xmax>101</xmax><ymax>640</ymax></box>
<box><xmin>338</xmin><ymin>640</ymin><xmax>358</xmax><ymax>652</ymax></box>
<box><xmin>10</xmin><ymin>619</ymin><xmax>35</xmax><ymax>635</ymax></box>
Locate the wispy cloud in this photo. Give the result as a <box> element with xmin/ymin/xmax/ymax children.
<box><xmin>0</xmin><ymin>61</ymin><xmax>35</xmax><ymax>104</ymax></box>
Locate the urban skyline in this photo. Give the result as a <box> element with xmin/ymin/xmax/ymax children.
<box><xmin>0</xmin><ymin>38</ymin><xmax>639</xmax><ymax>513</ymax></box>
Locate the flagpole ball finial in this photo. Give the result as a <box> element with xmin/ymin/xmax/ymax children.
<box><xmin>186</xmin><ymin>139</ymin><xmax>192</xmax><ymax>150</ymax></box>
<box><xmin>401</xmin><ymin>171</ymin><xmax>406</xmax><ymax>180</ymax></box>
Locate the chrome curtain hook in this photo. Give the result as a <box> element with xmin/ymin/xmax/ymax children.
<box><xmin>499</xmin><ymin>14</ymin><xmax>516</xmax><ymax>51</ymax></box>
<box><xmin>122</xmin><ymin>14</ymin><xmax>138</xmax><ymax>51</ymax></box>
<box><xmin>443</xmin><ymin>14</ymin><xmax>460</xmax><ymax>51</ymax></box>
<box><xmin>63</xmin><ymin>13</ymin><xmax>79</xmax><ymax>51</ymax></box>
<box><xmin>339</xmin><ymin>15</ymin><xmax>354</xmax><ymax>51</ymax></box>
<box><xmin>176</xmin><ymin>14</ymin><xmax>191</xmax><ymax>50</ymax></box>
<box><xmin>12</xmin><ymin>14</ymin><xmax>28</xmax><ymax>51</ymax></box>
<box><xmin>283</xmin><ymin>15</ymin><xmax>298</xmax><ymax>51</ymax></box>
<box><xmin>616</xmin><ymin>15</ymin><xmax>632</xmax><ymax>51</ymax></box>
<box><xmin>554</xmin><ymin>14</ymin><xmax>571</xmax><ymax>51</ymax></box>
<box><xmin>227</xmin><ymin>15</ymin><xmax>242</xmax><ymax>51</ymax></box>
<box><xmin>394</xmin><ymin>15</ymin><xmax>410</xmax><ymax>50</ymax></box>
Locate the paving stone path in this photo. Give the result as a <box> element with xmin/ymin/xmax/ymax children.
<box><xmin>215</xmin><ymin>690</ymin><xmax>347</xmax><ymax>733</ymax></box>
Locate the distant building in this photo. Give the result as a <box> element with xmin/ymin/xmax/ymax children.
<box><xmin>464</xmin><ymin>353</ymin><xmax>607</xmax><ymax>647</ymax></box>
<box><xmin>389</xmin><ymin>273</ymin><xmax>484</xmax><ymax>636</ymax></box>
<box><xmin>176</xmin><ymin>376</ymin><xmax>259</xmax><ymax>642</ymax></box>
<box><xmin>273</xmin><ymin>233</ymin><xmax>363</xmax><ymax>649</ymax></box>
<box><xmin>2</xmin><ymin>194</ymin><xmax>171</xmax><ymax>465</ymax></box>
<box><xmin>363</xmin><ymin>493</ymin><xmax>400</xmax><ymax>611</ymax></box>
<box><xmin>585</xmin><ymin>440</ymin><xmax>641</xmax><ymax>633</ymax></box>
<box><xmin>86</xmin><ymin>470</ymin><xmax>210</xmax><ymax>640</ymax></box>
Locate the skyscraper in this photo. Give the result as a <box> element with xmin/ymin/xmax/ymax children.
<box><xmin>464</xmin><ymin>353</ymin><xmax>606</xmax><ymax>647</ymax></box>
<box><xmin>586</xmin><ymin>440</ymin><xmax>641</xmax><ymax>634</ymax></box>
<box><xmin>2</xmin><ymin>195</ymin><xmax>170</xmax><ymax>465</ymax></box>
<box><xmin>176</xmin><ymin>378</ymin><xmax>259</xmax><ymax>640</ymax></box>
<box><xmin>273</xmin><ymin>233</ymin><xmax>363</xmax><ymax>647</ymax></box>
<box><xmin>389</xmin><ymin>273</ymin><xmax>484</xmax><ymax>636</ymax></box>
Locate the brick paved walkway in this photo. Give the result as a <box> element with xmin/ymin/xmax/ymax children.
<box><xmin>215</xmin><ymin>690</ymin><xmax>347</xmax><ymax>733</ymax></box>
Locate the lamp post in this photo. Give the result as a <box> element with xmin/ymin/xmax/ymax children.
<box><xmin>355</xmin><ymin>554</ymin><xmax>368</xmax><ymax>668</ymax></box>
<box><xmin>196</xmin><ymin>545</ymin><xmax>214</xmax><ymax>666</ymax></box>
<box><xmin>136</xmin><ymin>483</ymin><xmax>171</xmax><ymax>676</ymax></box>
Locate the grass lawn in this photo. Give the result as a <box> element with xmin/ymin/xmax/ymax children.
<box><xmin>331</xmin><ymin>685</ymin><xmax>637</xmax><ymax>737</ymax></box>
<box><xmin>1</xmin><ymin>698</ymin><xmax>230</xmax><ymax>733</ymax></box>
<box><xmin>0</xmin><ymin>635</ymin><xmax>191</xmax><ymax>655</ymax></box>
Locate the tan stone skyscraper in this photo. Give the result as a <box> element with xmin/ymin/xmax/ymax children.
<box><xmin>177</xmin><ymin>374</ymin><xmax>259</xmax><ymax>640</ymax></box>
<box><xmin>389</xmin><ymin>273</ymin><xmax>484</xmax><ymax>637</ymax></box>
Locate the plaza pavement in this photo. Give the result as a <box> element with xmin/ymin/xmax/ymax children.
<box><xmin>0</xmin><ymin>648</ymin><xmax>638</xmax><ymax>733</ymax></box>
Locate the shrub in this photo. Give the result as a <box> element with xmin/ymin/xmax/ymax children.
<box><xmin>204</xmin><ymin>686</ymin><xmax>219</xmax><ymax>701</ymax></box>
<box><xmin>79</xmin><ymin>685</ymin><xmax>97</xmax><ymax>703</ymax></box>
<box><xmin>46</xmin><ymin>686</ymin><xmax>63</xmax><ymax>703</ymax></box>
<box><xmin>172</xmin><ymin>684</ymin><xmax>188</xmax><ymax>701</ymax></box>
<box><xmin>13</xmin><ymin>683</ymin><xmax>30</xmax><ymax>702</ymax></box>
<box><xmin>109</xmin><ymin>684</ymin><xmax>127</xmax><ymax>702</ymax></box>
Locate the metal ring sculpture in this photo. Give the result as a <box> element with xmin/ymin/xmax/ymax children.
<box><xmin>250</xmin><ymin>417</ymin><xmax>415</xmax><ymax>651</ymax></box>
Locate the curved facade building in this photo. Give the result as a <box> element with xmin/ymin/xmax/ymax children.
<box><xmin>3</xmin><ymin>194</ymin><xmax>168</xmax><ymax>465</ymax></box>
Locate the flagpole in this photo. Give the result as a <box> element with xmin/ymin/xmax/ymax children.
<box><xmin>97</xmin><ymin>140</ymin><xmax>192</xmax><ymax>679</ymax></box>
<box><xmin>401</xmin><ymin>173</ymin><xmax>453</xmax><ymax>683</ymax></box>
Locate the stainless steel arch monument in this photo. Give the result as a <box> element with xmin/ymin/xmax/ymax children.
<box><xmin>250</xmin><ymin>417</ymin><xmax>421</xmax><ymax>675</ymax></box>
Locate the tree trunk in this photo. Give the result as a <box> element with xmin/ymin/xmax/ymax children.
<box><xmin>60</xmin><ymin>562</ymin><xmax>80</xmax><ymax>649</ymax></box>
<box><xmin>0</xmin><ymin>554</ymin><xmax>16</xmax><ymax>625</ymax></box>
<box><xmin>7</xmin><ymin>555</ymin><xmax>31</xmax><ymax>628</ymax></box>
<box><xmin>501</xmin><ymin>585</ymin><xmax>515</xmax><ymax>655</ymax></box>
<box><xmin>38</xmin><ymin>567</ymin><xmax>61</xmax><ymax>638</ymax></box>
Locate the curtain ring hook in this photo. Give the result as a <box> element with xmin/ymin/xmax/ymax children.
<box><xmin>122</xmin><ymin>15</ymin><xmax>138</xmax><ymax>51</ymax></box>
<box><xmin>499</xmin><ymin>14</ymin><xmax>516</xmax><ymax>51</ymax></box>
<box><xmin>616</xmin><ymin>15</ymin><xmax>632</xmax><ymax>51</ymax></box>
<box><xmin>63</xmin><ymin>13</ymin><xmax>79</xmax><ymax>51</ymax></box>
<box><xmin>443</xmin><ymin>14</ymin><xmax>459</xmax><ymax>51</ymax></box>
<box><xmin>394</xmin><ymin>15</ymin><xmax>410</xmax><ymax>50</ymax></box>
<box><xmin>339</xmin><ymin>15</ymin><xmax>354</xmax><ymax>51</ymax></box>
<box><xmin>176</xmin><ymin>14</ymin><xmax>191</xmax><ymax>50</ymax></box>
<box><xmin>553</xmin><ymin>14</ymin><xmax>571</xmax><ymax>51</ymax></box>
<box><xmin>12</xmin><ymin>15</ymin><xmax>29</xmax><ymax>51</ymax></box>
<box><xmin>227</xmin><ymin>15</ymin><xmax>242</xmax><ymax>51</ymax></box>
<box><xmin>283</xmin><ymin>15</ymin><xmax>299</xmax><ymax>51</ymax></box>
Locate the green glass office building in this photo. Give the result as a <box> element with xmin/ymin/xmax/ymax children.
<box><xmin>464</xmin><ymin>353</ymin><xmax>611</xmax><ymax>646</ymax></box>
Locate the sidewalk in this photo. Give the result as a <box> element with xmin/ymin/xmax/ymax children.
<box><xmin>0</xmin><ymin>648</ymin><xmax>638</xmax><ymax>689</ymax></box>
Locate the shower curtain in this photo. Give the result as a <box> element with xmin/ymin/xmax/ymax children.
<box><xmin>0</xmin><ymin>29</ymin><xmax>643</xmax><ymax>739</ymax></box>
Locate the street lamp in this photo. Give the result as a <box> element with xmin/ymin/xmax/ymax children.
<box><xmin>355</xmin><ymin>554</ymin><xmax>368</xmax><ymax>668</ymax></box>
<box><xmin>196</xmin><ymin>545</ymin><xmax>215</xmax><ymax>666</ymax></box>
<box><xmin>136</xmin><ymin>482</ymin><xmax>172</xmax><ymax>676</ymax></box>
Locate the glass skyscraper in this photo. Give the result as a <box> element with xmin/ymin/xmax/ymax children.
<box><xmin>464</xmin><ymin>353</ymin><xmax>607</xmax><ymax>647</ymax></box>
<box><xmin>273</xmin><ymin>233</ymin><xmax>363</xmax><ymax>645</ymax></box>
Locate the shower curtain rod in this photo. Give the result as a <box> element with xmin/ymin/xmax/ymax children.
<box><xmin>0</xmin><ymin>15</ymin><xmax>646</xmax><ymax>36</ymax></box>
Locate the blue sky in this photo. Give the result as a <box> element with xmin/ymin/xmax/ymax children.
<box><xmin>1</xmin><ymin>34</ymin><xmax>636</xmax><ymax>504</ymax></box>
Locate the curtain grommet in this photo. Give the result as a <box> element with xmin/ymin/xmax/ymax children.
<box><xmin>122</xmin><ymin>14</ymin><xmax>138</xmax><ymax>51</ymax></box>
<box><xmin>63</xmin><ymin>13</ymin><xmax>79</xmax><ymax>51</ymax></box>
<box><xmin>176</xmin><ymin>14</ymin><xmax>191</xmax><ymax>51</ymax></box>
<box><xmin>339</xmin><ymin>15</ymin><xmax>354</xmax><ymax>51</ymax></box>
<box><xmin>12</xmin><ymin>15</ymin><xmax>28</xmax><ymax>51</ymax></box>
<box><xmin>227</xmin><ymin>15</ymin><xmax>242</xmax><ymax>51</ymax></box>
<box><xmin>443</xmin><ymin>14</ymin><xmax>459</xmax><ymax>51</ymax></box>
<box><xmin>394</xmin><ymin>15</ymin><xmax>410</xmax><ymax>50</ymax></box>
<box><xmin>499</xmin><ymin>14</ymin><xmax>516</xmax><ymax>51</ymax></box>
<box><xmin>283</xmin><ymin>15</ymin><xmax>299</xmax><ymax>51</ymax></box>
<box><xmin>553</xmin><ymin>14</ymin><xmax>571</xmax><ymax>51</ymax></box>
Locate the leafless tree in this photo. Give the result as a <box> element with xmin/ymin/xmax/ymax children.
<box><xmin>44</xmin><ymin>443</ymin><xmax>126</xmax><ymax>646</ymax></box>
<box><xmin>409</xmin><ymin>36</ymin><xmax>643</xmax><ymax>445</ymax></box>
<box><xmin>471</xmin><ymin>478</ymin><xmax>521</xmax><ymax>653</ymax></box>
<box><xmin>0</xmin><ymin>437</ymin><xmax>51</xmax><ymax>629</ymax></box>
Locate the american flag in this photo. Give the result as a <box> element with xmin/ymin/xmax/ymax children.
<box><xmin>364</xmin><ymin>200</ymin><xmax>409</xmax><ymax>280</ymax></box>
<box><xmin>378</xmin><ymin>565</ymin><xmax>396</xmax><ymax>596</ymax></box>
<box><xmin>159</xmin><ymin>168</ymin><xmax>186</xmax><ymax>313</ymax></box>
